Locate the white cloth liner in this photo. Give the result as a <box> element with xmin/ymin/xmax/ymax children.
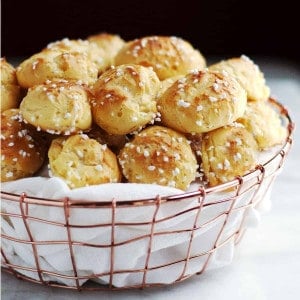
<box><xmin>1</xmin><ymin>147</ymin><xmax>281</xmax><ymax>287</ymax></box>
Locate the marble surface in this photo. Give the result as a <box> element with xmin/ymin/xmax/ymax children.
<box><xmin>1</xmin><ymin>59</ymin><xmax>300</xmax><ymax>300</ymax></box>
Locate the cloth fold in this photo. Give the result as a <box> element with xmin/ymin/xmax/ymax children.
<box><xmin>1</xmin><ymin>176</ymin><xmax>272</xmax><ymax>287</ymax></box>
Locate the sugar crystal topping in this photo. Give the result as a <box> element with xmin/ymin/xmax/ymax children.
<box><xmin>147</xmin><ymin>165</ymin><xmax>156</xmax><ymax>171</ymax></box>
<box><xmin>5</xmin><ymin>171</ymin><xmax>14</xmax><ymax>178</ymax></box>
<box><xmin>177</xmin><ymin>99</ymin><xmax>190</xmax><ymax>107</ymax></box>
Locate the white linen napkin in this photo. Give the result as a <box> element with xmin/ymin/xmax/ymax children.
<box><xmin>1</xmin><ymin>176</ymin><xmax>272</xmax><ymax>287</ymax></box>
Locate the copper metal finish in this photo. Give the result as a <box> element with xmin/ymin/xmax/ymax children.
<box><xmin>1</xmin><ymin>98</ymin><xmax>294</xmax><ymax>290</ymax></box>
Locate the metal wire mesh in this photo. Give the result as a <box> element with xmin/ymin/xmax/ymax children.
<box><xmin>1</xmin><ymin>98</ymin><xmax>294</xmax><ymax>290</ymax></box>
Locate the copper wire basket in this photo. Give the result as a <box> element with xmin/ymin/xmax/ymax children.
<box><xmin>1</xmin><ymin>97</ymin><xmax>294</xmax><ymax>290</ymax></box>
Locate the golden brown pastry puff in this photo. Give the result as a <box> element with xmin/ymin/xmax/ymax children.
<box><xmin>19</xmin><ymin>80</ymin><xmax>92</xmax><ymax>135</ymax></box>
<box><xmin>87</xmin><ymin>33</ymin><xmax>125</xmax><ymax>71</ymax></box>
<box><xmin>1</xmin><ymin>109</ymin><xmax>46</xmax><ymax>182</ymax></box>
<box><xmin>201</xmin><ymin>124</ymin><xmax>258</xmax><ymax>186</ymax></box>
<box><xmin>114</xmin><ymin>36</ymin><xmax>206</xmax><ymax>80</ymax></box>
<box><xmin>16</xmin><ymin>49</ymin><xmax>98</xmax><ymax>88</ymax></box>
<box><xmin>1</xmin><ymin>58</ymin><xmax>22</xmax><ymax>112</ymax></box>
<box><xmin>237</xmin><ymin>101</ymin><xmax>287</xmax><ymax>150</ymax></box>
<box><xmin>45</xmin><ymin>37</ymin><xmax>109</xmax><ymax>74</ymax></box>
<box><xmin>209</xmin><ymin>55</ymin><xmax>270</xmax><ymax>102</ymax></box>
<box><xmin>158</xmin><ymin>69</ymin><xmax>247</xmax><ymax>134</ymax></box>
<box><xmin>118</xmin><ymin>125</ymin><xmax>198</xmax><ymax>190</ymax></box>
<box><xmin>91</xmin><ymin>64</ymin><xmax>160</xmax><ymax>135</ymax></box>
<box><xmin>48</xmin><ymin>134</ymin><xmax>121</xmax><ymax>188</ymax></box>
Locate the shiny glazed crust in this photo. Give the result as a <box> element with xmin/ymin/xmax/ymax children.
<box><xmin>237</xmin><ymin>101</ymin><xmax>287</xmax><ymax>149</ymax></box>
<box><xmin>118</xmin><ymin>125</ymin><xmax>198</xmax><ymax>190</ymax></box>
<box><xmin>209</xmin><ymin>55</ymin><xmax>270</xmax><ymax>102</ymax></box>
<box><xmin>1</xmin><ymin>109</ymin><xmax>46</xmax><ymax>181</ymax></box>
<box><xmin>20</xmin><ymin>80</ymin><xmax>93</xmax><ymax>135</ymax></box>
<box><xmin>91</xmin><ymin>64</ymin><xmax>160</xmax><ymax>135</ymax></box>
<box><xmin>115</xmin><ymin>36</ymin><xmax>206</xmax><ymax>80</ymax></box>
<box><xmin>0</xmin><ymin>58</ymin><xmax>21</xmax><ymax>112</ymax></box>
<box><xmin>16</xmin><ymin>49</ymin><xmax>98</xmax><ymax>88</ymax></box>
<box><xmin>48</xmin><ymin>134</ymin><xmax>121</xmax><ymax>188</ymax></box>
<box><xmin>201</xmin><ymin>124</ymin><xmax>258</xmax><ymax>186</ymax></box>
<box><xmin>45</xmin><ymin>37</ymin><xmax>114</xmax><ymax>74</ymax></box>
<box><xmin>158</xmin><ymin>69</ymin><xmax>247</xmax><ymax>133</ymax></box>
<box><xmin>87</xmin><ymin>33</ymin><xmax>125</xmax><ymax>71</ymax></box>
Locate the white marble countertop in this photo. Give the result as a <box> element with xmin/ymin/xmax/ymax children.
<box><xmin>1</xmin><ymin>58</ymin><xmax>300</xmax><ymax>300</ymax></box>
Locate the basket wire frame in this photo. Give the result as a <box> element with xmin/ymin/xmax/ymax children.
<box><xmin>1</xmin><ymin>97</ymin><xmax>295</xmax><ymax>290</ymax></box>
